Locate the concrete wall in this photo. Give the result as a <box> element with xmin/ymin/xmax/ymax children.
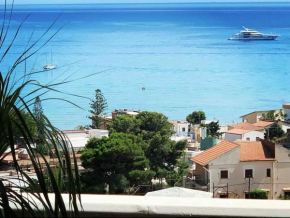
<box><xmin>200</xmin><ymin>138</ymin><xmax>219</xmax><ymax>150</ymax></box>
<box><xmin>278</xmin><ymin>121</ymin><xmax>290</xmax><ymax>133</ymax></box>
<box><xmin>273</xmin><ymin>143</ymin><xmax>290</xmax><ymax>199</ymax></box>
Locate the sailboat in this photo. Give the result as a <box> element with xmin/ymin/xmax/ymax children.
<box><xmin>43</xmin><ymin>49</ymin><xmax>57</xmax><ymax>70</ymax></box>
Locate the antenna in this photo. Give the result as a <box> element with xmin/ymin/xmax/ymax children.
<box><xmin>242</xmin><ymin>26</ymin><xmax>248</xmax><ymax>31</ymax></box>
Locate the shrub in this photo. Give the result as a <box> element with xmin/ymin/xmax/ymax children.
<box><xmin>249</xmin><ymin>189</ymin><xmax>268</xmax><ymax>199</ymax></box>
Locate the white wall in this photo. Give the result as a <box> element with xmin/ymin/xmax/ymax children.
<box><xmin>242</xmin><ymin>131</ymin><xmax>264</xmax><ymax>141</ymax></box>
<box><xmin>278</xmin><ymin>121</ymin><xmax>290</xmax><ymax>133</ymax></box>
<box><xmin>224</xmin><ymin>133</ymin><xmax>242</xmax><ymax>141</ymax></box>
<box><xmin>89</xmin><ymin>129</ymin><xmax>109</xmax><ymax>138</ymax></box>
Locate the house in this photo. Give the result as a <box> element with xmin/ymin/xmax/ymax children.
<box><xmin>224</xmin><ymin>129</ymin><xmax>264</xmax><ymax>141</ymax></box>
<box><xmin>170</xmin><ymin>120</ymin><xmax>190</xmax><ymax>137</ymax></box>
<box><xmin>240</xmin><ymin>111</ymin><xmax>270</xmax><ymax>124</ymax></box>
<box><xmin>225</xmin><ymin>122</ymin><xmax>265</xmax><ymax>141</ymax></box>
<box><xmin>63</xmin><ymin>129</ymin><xmax>109</xmax><ymax>154</ymax></box>
<box><xmin>228</xmin><ymin>122</ymin><xmax>263</xmax><ymax>132</ymax></box>
<box><xmin>283</xmin><ymin>104</ymin><xmax>290</xmax><ymax>121</ymax></box>
<box><xmin>278</xmin><ymin>121</ymin><xmax>290</xmax><ymax>133</ymax></box>
<box><xmin>190</xmin><ymin>139</ymin><xmax>290</xmax><ymax>199</ymax></box>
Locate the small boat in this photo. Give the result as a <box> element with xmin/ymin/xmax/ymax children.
<box><xmin>43</xmin><ymin>64</ymin><xmax>57</xmax><ymax>70</ymax></box>
<box><xmin>228</xmin><ymin>26</ymin><xmax>279</xmax><ymax>41</ymax></box>
<box><xmin>43</xmin><ymin>50</ymin><xmax>57</xmax><ymax>70</ymax></box>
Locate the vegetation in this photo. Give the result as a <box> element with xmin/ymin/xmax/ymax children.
<box><xmin>264</xmin><ymin>122</ymin><xmax>285</xmax><ymax>141</ymax></box>
<box><xmin>186</xmin><ymin>111</ymin><xmax>206</xmax><ymax>126</ymax></box>
<box><xmin>88</xmin><ymin>89</ymin><xmax>108</xmax><ymax>129</ymax></box>
<box><xmin>249</xmin><ymin>189</ymin><xmax>268</xmax><ymax>199</ymax></box>
<box><xmin>261</xmin><ymin>109</ymin><xmax>287</xmax><ymax>121</ymax></box>
<box><xmin>0</xmin><ymin>2</ymin><xmax>81</xmax><ymax>217</ymax></box>
<box><xmin>202</xmin><ymin>121</ymin><xmax>223</xmax><ymax>139</ymax></box>
<box><xmin>81</xmin><ymin>112</ymin><xmax>188</xmax><ymax>193</ymax></box>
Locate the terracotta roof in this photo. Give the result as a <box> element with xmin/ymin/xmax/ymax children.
<box><xmin>225</xmin><ymin>129</ymin><xmax>251</xmax><ymax>135</ymax></box>
<box><xmin>253</xmin><ymin>121</ymin><xmax>274</xmax><ymax>128</ymax></box>
<box><xmin>239</xmin><ymin>141</ymin><xmax>275</xmax><ymax>162</ymax></box>
<box><xmin>229</xmin><ymin>122</ymin><xmax>263</xmax><ymax>131</ymax></box>
<box><xmin>190</xmin><ymin>140</ymin><xmax>239</xmax><ymax>166</ymax></box>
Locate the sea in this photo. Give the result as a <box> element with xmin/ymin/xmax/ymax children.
<box><xmin>1</xmin><ymin>2</ymin><xmax>290</xmax><ymax>130</ymax></box>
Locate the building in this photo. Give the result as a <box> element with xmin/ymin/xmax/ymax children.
<box><xmin>224</xmin><ymin>129</ymin><xmax>264</xmax><ymax>141</ymax></box>
<box><xmin>283</xmin><ymin>104</ymin><xmax>290</xmax><ymax>121</ymax></box>
<box><xmin>170</xmin><ymin>120</ymin><xmax>190</xmax><ymax>137</ymax></box>
<box><xmin>63</xmin><ymin>129</ymin><xmax>109</xmax><ymax>154</ymax></box>
<box><xmin>190</xmin><ymin>139</ymin><xmax>290</xmax><ymax>199</ymax></box>
<box><xmin>240</xmin><ymin>111</ymin><xmax>270</xmax><ymax>124</ymax></box>
<box><xmin>225</xmin><ymin>122</ymin><xmax>271</xmax><ymax>142</ymax></box>
<box><xmin>278</xmin><ymin>121</ymin><xmax>290</xmax><ymax>133</ymax></box>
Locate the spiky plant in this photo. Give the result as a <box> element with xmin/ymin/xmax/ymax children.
<box><xmin>0</xmin><ymin>1</ymin><xmax>82</xmax><ymax>217</ymax></box>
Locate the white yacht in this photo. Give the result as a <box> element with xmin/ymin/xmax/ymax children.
<box><xmin>43</xmin><ymin>50</ymin><xmax>57</xmax><ymax>70</ymax></box>
<box><xmin>43</xmin><ymin>64</ymin><xmax>57</xmax><ymax>70</ymax></box>
<box><xmin>228</xmin><ymin>26</ymin><xmax>279</xmax><ymax>40</ymax></box>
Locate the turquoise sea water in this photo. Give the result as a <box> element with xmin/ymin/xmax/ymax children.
<box><xmin>1</xmin><ymin>3</ymin><xmax>290</xmax><ymax>130</ymax></box>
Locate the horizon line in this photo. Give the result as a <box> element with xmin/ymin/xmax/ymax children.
<box><xmin>2</xmin><ymin>1</ymin><xmax>290</xmax><ymax>5</ymax></box>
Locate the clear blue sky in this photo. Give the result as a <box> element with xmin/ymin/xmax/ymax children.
<box><xmin>10</xmin><ymin>0</ymin><xmax>290</xmax><ymax>4</ymax></box>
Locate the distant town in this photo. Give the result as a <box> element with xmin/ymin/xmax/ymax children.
<box><xmin>2</xmin><ymin>102</ymin><xmax>290</xmax><ymax>200</ymax></box>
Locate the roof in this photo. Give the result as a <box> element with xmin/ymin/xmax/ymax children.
<box><xmin>228</xmin><ymin>122</ymin><xmax>262</xmax><ymax>131</ymax></box>
<box><xmin>145</xmin><ymin>187</ymin><xmax>212</xmax><ymax>198</ymax></box>
<box><xmin>239</xmin><ymin>141</ymin><xmax>275</xmax><ymax>162</ymax></box>
<box><xmin>240</xmin><ymin>111</ymin><xmax>269</xmax><ymax>118</ymax></box>
<box><xmin>253</xmin><ymin>121</ymin><xmax>274</xmax><ymax>128</ymax></box>
<box><xmin>225</xmin><ymin>129</ymin><xmax>251</xmax><ymax>135</ymax></box>
<box><xmin>191</xmin><ymin>140</ymin><xmax>239</xmax><ymax>166</ymax></box>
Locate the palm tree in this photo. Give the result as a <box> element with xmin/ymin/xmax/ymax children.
<box><xmin>0</xmin><ymin>2</ymin><xmax>81</xmax><ymax>217</ymax></box>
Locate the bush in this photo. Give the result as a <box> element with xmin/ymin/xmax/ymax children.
<box><xmin>249</xmin><ymin>189</ymin><xmax>268</xmax><ymax>199</ymax></box>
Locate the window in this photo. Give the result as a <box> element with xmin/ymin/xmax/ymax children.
<box><xmin>221</xmin><ymin>170</ymin><xmax>228</xmax><ymax>179</ymax></box>
<box><xmin>220</xmin><ymin>194</ymin><xmax>228</xmax><ymax>198</ymax></box>
<box><xmin>267</xmin><ymin>169</ymin><xmax>271</xmax><ymax>177</ymax></box>
<box><xmin>245</xmin><ymin>169</ymin><xmax>253</xmax><ymax>178</ymax></box>
<box><xmin>256</xmin><ymin>137</ymin><xmax>260</xmax><ymax>141</ymax></box>
<box><xmin>285</xmin><ymin>192</ymin><xmax>290</xmax><ymax>198</ymax></box>
<box><xmin>182</xmin><ymin>127</ymin><xmax>186</xmax><ymax>132</ymax></box>
<box><xmin>246</xmin><ymin>137</ymin><xmax>250</xmax><ymax>141</ymax></box>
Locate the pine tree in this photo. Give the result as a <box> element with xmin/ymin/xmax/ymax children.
<box><xmin>88</xmin><ymin>89</ymin><xmax>108</xmax><ymax>129</ymax></box>
<box><xmin>33</xmin><ymin>96</ymin><xmax>45</xmax><ymax>142</ymax></box>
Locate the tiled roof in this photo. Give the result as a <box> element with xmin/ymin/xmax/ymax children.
<box><xmin>190</xmin><ymin>140</ymin><xmax>239</xmax><ymax>166</ymax></box>
<box><xmin>225</xmin><ymin>129</ymin><xmax>251</xmax><ymax>135</ymax></box>
<box><xmin>239</xmin><ymin>141</ymin><xmax>275</xmax><ymax>162</ymax></box>
<box><xmin>229</xmin><ymin>122</ymin><xmax>263</xmax><ymax>131</ymax></box>
<box><xmin>253</xmin><ymin>121</ymin><xmax>274</xmax><ymax>128</ymax></box>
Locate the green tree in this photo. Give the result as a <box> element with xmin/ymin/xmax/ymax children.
<box><xmin>186</xmin><ymin>111</ymin><xmax>206</xmax><ymax>126</ymax></box>
<box><xmin>108</xmin><ymin>114</ymin><xmax>141</xmax><ymax>134</ymax></box>
<box><xmin>204</xmin><ymin>121</ymin><xmax>223</xmax><ymax>139</ymax></box>
<box><xmin>33</xmin><ymin>96</ymin><xmax>45</xmax><ymax>139</ymax></box>
<box><xmin>88</xmin><ymin>89</ymin><xmax>108</xmax><ymax>129</ymax></box>
<box><xmin>32</xmin><ymin>96</ymin><xmax>49</xmax><ymax>155</ymax></box>
<box><xmin>81</xmin><ymin>133</ymin><xmax>155</xmax><ymax>194</ymax></box>
<box><xmin>262</xmin><ymin>109</ymin><xmax>287</xmax><ymax>121</ymax></box>
<box><xmin>265</xmin><ymin>122</ymin><xmax>285</xmax><ymax>140</ymax></box>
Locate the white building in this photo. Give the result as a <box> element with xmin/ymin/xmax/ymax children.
<box><xmin>224</xmin><ymin>129</ymin><xmax>264</xmax><ymax>142</ymax></box>
<box><xmin>63</xmin><ymin>129</ymin><xmax>109</xmax><ymax>153</ymax></box>
<box><xmin>170</xmin><ymin>120</ymin><xmax>190</xmax><ymax>137</ymax></box>
<box><xmin>191</xmin><ymin>139</ymin><xmax>290</xmax><ymax>199</ymax></box>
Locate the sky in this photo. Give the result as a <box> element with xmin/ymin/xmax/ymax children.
<box><xmin>10</xmin><ymin>0</ymin><xmax>290</xmax><ymax>4</ymax></box>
